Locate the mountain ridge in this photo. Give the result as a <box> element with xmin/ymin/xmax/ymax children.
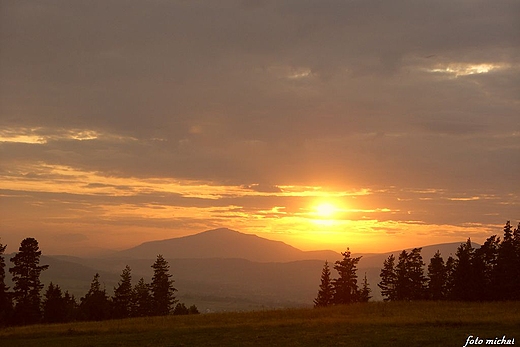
<box><xmin>114</xmin><ymin>227</ymin><xmax>476</xmax><ymax>265</ymax></box>
<box><xmin>115</xmin><ymin>227</ymin><xmax>342</xmax><ymax>262</ymax></box>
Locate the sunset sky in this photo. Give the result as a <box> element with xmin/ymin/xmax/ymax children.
<box><xmin>1</xmin><ymin>0</ymin><xmax>519</xmax><ymax>256</ymax></box>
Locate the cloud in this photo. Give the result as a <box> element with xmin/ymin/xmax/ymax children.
<box><xmin>0</xmin><ymin>0</ymin><xmax>518</xmax><ymax>253</ymax></box>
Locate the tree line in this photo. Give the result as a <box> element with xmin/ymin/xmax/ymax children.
<box><xmin>315</xmin><ymin>221</ymin><xmax>520</xmax><ymax>306</ymax></box>
<box><xmin>0</xmin><ymin>238</ymin><xmax>198</xmax><ymax>327</ymax></box>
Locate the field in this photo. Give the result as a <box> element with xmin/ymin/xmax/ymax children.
<box><xmin>1</xmin><ymin>301</ymin><xmax>519</xmax><ymax>346</ymax></box>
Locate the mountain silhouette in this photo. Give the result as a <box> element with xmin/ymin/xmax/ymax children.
<box><xmin>116</xmin><ymin>228</ymin><xmax>342</xmax><ymax>262</ymax></box>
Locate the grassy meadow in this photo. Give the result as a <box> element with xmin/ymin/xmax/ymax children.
<box><xmin>1</xmin><ymin>301</ymin><xmax>519</xmax><ymax>346</ymax></box>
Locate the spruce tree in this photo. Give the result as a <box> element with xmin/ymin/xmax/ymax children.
<box><xmin>394</xmin><ymin>250</ymin><xmax>411</xmax><ymax>300</ymax></box>
<box><xmin>391</xmin><ymin>248</ymin><xmax>427</xmax><ymax>301</ymax></box>
<box><xmin>0</xmin><ymin>241</ymin><xmax>13</xmax><ymax>326</ymax></box>
<box><xmin>79</xmin><ymin>273</ymin><xmax>111</xmax><ymax>321</ymax></box>
<box><xmin>173</xmin><ymin>302</ymin><xmax>189</xmax><ymax>315</ymax></box>
<box><xmin>427</xmin><ymin>251</ymin><xmax>447</xmax><ymax>300</ymax></box>
<box><xmin>444</xmin><ymin>256</ymin><xmax>456</xmax><ymax>299</ymax></box>
<box><xmin>132</xmin><ymin>277</ymin><xmax>153</xmax><ymax>317</ymax></box>
<box><xmin>495</xmin><ymin>221</ymin><xmax>518</xmax><ymax>300</ymax></box>
<box><xmin>513</xmin><ymin>222</ymin><xmax>520</xmax><ymax>300</ymax></box>
<box><xmin>113</xmin><ymin>265</ymin><xmax>133</xmax><ymax>319</ymax></box>
<box><xmin>9</xmin><ymin>237</ymin><xmax>49</xmax><ymax>325</ymax></box>
<box><xmin>451</xmin><ymin>239</ymin><xmax>478</xmax><ymax>301</ymax></box>
<box><xmin>188</xmin><ymin>304</ymin><xmax>200</xmax><ymax>314</ymax></box>
<box><xmin>314</xmin><ymin>261</ymin><xmax>334</xmax><ymax>307</ymax></box>
<box><xmin>62</xmin><ymin>291</ymin><xmax>77</xmax><ymax>322</ymax></box>
<box><xmin>332</xmin><ymin>249</ymin><xmax>361</xmax><ymax>305</ymax></box>
<box><xmin>378</xmin><ymin>254</ymin><xmax>397</xmax><ymax>301</ymax></box>
<box><xmin>474</xmin><ymin>235</ymin><xmax>500</xmax><ymax>300</ymax></box>
<box><xmin>150</xmin><ymin>255</ymin><xmax>177</xmax><ymax>315</ymax></box>
<box><xmin>42</xmin><ymin>282</ymin><xmax>67</xmax><ymax>323</ymax></box>
<box><xmin>407</xmin><ymin>248</ymin><xmax>427</xmax><ymax>300</ymax></box>
<box><xmin>359</xmin><ymin>273</ymin><xmax>372</xmax><ymax>302</ymax></box>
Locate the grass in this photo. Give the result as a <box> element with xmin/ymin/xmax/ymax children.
<box><xmin>1</xmin><ymin>301</ymin><xmax>519</xmax><ymax>346</ymax></box>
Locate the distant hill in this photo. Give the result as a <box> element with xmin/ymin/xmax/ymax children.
<box><xmin>116</xmin><ymin>228</ymin><xmax>342</xmax><ymax>262</ymax></box>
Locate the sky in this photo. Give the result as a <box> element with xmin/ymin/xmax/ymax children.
<box><xmin>1</xmin><ymin>0</ymin><xmax>519</xmax><ymax>256</ymax></box>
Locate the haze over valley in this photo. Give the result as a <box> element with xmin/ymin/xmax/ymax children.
<box><xmin>5</xmin><ymin>228</ymin><xmax>476</xmax><ymax>312</ymax></box>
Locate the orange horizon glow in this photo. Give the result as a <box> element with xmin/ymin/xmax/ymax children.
<box><xmin>0</xmin><ymin>159</ymin><xmax>508</xmax><ymax>256</ymax></box>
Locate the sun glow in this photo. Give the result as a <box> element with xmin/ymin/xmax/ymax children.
<box><xmin>315</xmin><ymin>203</ymin><xmax>338</xmax><ymax>218</ymax></box>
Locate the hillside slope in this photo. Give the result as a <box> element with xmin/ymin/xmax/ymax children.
<box><xmin>116</xmin><ymin>228</ymin><xmax>342</xmax><ymax>262</ymax></box>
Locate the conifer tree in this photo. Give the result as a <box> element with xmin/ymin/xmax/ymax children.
<box><xmin>314</xmin><ymin>261</ymin><xmax>334</xmax><ymax>307</ymax></box>
<box><xmin>444</xmin><ymin>255</ymin><xmax>456</xmax><ymax>299</ymax></box>
<box><xmin>387</xmin><ymin>248</ymin><xmax>427</xmax><ymax>301</ymax></box>
<box><xmin>332</xmin><ymin>249</ymin><xmax>361</xmax><ymax>305</ymax></box>
<box><xmin>9</xmin><ymin>237</ymin><xmax>49</xmax><ymax>325</ymax></box>
<box><xmin>451</xmin><ymin>239</ymin><xmax>478</xmax><ymax>301</ymax></box>
<box><xmin>427</xmin><ymin>251</ymin><xmax>447</xmax><ymax>300</ymax></box>
<box><xmin>113</xmin><ymin>265</ymin><xmax>133</xmax><ymax>319</ymax></box>
<box><xmin>378</xmin><ymin>254</ymin><xmax>397</xmax><ymax>301</ymax></box>
<box><xmin>513</xmin><ymin>222</ymin><xmax>520</xmax><ymax>300</ymax></box>
<box><xmin>474</xmin><ymin>235</ymin><xmax>500</xmax><ymax>300</ymax></box>
<box><xmin>132</xmin><ymin>277</ymin><xmax>153</xmax><ymax>317</ymax></box>
<box><xmin>359</xmin><ymin>273</ymin><xmax>371</xmax><ymax>302</ymax></box>
<box><xmin>495</xmin><ymin>221</ymin><xmax>518</xmax><ymax>300</ymax></box>
<box><xmin>0</xmin><ymin>241</ymin><xmax>13</xmax><ymax>326</ymax></box>
<box><xmin>394</xmin><ymin>250</ymin><xmax>411</xmax><ymax>300</ymax></box>
<box><xmin>407</xmin><ymin>248</ymin><xmax>427</xmax><ymax>300</ymax></box>
<box><xmin>173</xmin><ymin>302</ymin><xmax>189</xmax><ymax>315</ymax></box>
<box><xmin>79</xmin><ymin>273</ymin><xmax>111</xmax><ymax>321</ymax></box>
<box><xmin>150</xmin><ymin>255</ymin><xmax>177</xmax><ymax>315</ymax></box>
<box><xmin>42</xmin><ymin>282</ymin><xmax>67</xmax><ymax>323</ymax></box>
<box><xmin>62</xmin><ymin>291</ymin><xmax>77</xmax><ymax>322</ymax></box>
<box><xmin>188</xmin><ymin>304</ymin><xmax>200</xmax><ymax>314</ymax></box>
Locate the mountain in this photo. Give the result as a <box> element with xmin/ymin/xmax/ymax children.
<box><xmin>116</xmin><ymin>228</ymin><xmax>342</xmax><ymax>262</ymax></box>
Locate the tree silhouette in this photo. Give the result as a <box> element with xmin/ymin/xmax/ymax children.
<box><xmin>359</xmin><ymin>273</ymin><xmax>372</xmax><ymax>302</ymax></box>
<box><xmin>394</xmin><ymin>250</ymin><xmax>411</xmax><ymax>300</ymax></box>
<box><xmin>113</xmin><ymin>265</ymin><xmax>133</xmax><ymax>319</ymax></box>
<box><xmin>444</xmin><ymin>256</ymin><xmax>456</xmax><ymax>299</ymax></box>
<box><xmin>79</xmin><ymin>273</ymin><xmax>111</xmax><ymax>321</ymax></box>
<box><xmin>495</xmin><ymin>221</ymin><xmax>519</xmax><ymax>300</ymax></box>
<box><xmin>427</xmin><ymin>251</ymin><xmax>447</xmax><ymax>300</ymax></box>
<box><xmin>407</xmin><ymin>248</ymin><xmax>427</xmax><ymax>300</ymax></box>
<box><xmin>62</xmin><ymin>291</ymin><xmax>77</xmax><ymax>322</ymax></box>
<box><xmin>380</xmin><ymin>248</ymin><xmax>426</xmax><ymax>301</ymax></box>
<box><xmin>513</xmin><ymin>222</ymin><xmax>520</xmax><ymax>300</ymax></box>
<box><xmin>314</xmin><ymin>261</ymin><xmax>334</xmax><ymax>307</ymax></box>
<box><xmin>474</xmin><ymin>235</ymin><xmax>500</xmax><ymax>300</ymax></box>
<box><xmin>378</xmin><ymin>254</ymin><xmax>397</xmax><ymax>301</ymax></box>
<box><xmin>188</xmin><ymin>304</ymin><xmax>200</xmax><ymax>314</ymax></box>
<box><xmin>173</xmin><ymin>302</ymin><xmax>189</xmax><ymax>315</ymax></box>
<box><xmin>451</xmin><ymin>239</ymin><xmax>478</xmax><ymax>301</ymax></box>
<box><xmin>150</xmin><ymin>255</ymin><xmax>177</xmax><ymax>315</ymax></box>
<box><xmin>9</xmin><ymin>238</ymin><xmax>49</xmax><ymax>325</ymax></box>
<box><xmin>132</xmin><ymin>277</ymin><xmax>153</xmax><ymax>317</ymax></box>
<box><xmin>332</xmin><ymin>249</ymin><xmax>361</xmax><ymax>305</ymax></box>
<box><xmin>0</xmin><ymin>241</ymin><xmax>13</xmax><ymax>326</ymax></box>
<box><xmin>42</xmin><ymin>282</ymin><xmax>67</xmax><ymax>323</ymax></box>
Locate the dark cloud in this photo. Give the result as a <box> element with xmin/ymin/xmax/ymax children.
<box><xmin>1</xmin><ymin>0</ymin><xmax>518</xmax><ymax>252</ymax></box>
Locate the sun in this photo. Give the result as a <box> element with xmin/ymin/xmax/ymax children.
<box><xmin>315</xmin><ymin>202</ymin><xmax>337</xmax><ymax>218</ymax></box>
